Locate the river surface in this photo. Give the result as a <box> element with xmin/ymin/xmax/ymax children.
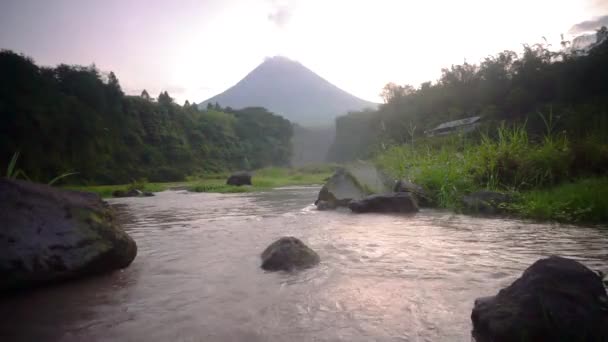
<box><xmin>2</xmin><ymin>186</ymin><xmax>607</xmax><ymax>342</ymax></box>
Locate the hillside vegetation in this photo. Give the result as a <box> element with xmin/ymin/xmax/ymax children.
<box><xmin>0</xmin><ymin>51</ymin><xmax>293</xmax><ymax>184</ymax></box>
<box><xmin>330</xmin><ymin>27</ymin><xmax>608</xmax><ymax>224</ymax></box>
<box><xmin>329</xmin><ymin>28</ymin><xmax>608</xmax><ymax>161</ymax></box>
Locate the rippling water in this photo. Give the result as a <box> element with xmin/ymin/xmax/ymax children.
<box><xmin>2</xmin><ymin>187</ymin><xmax>607</xmax><ymax>341</ymax></box>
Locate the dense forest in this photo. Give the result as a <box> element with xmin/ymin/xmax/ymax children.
<box><xmin>0</xmin><ymin>51</ymin><xmax>293</xmax><ymax>184</ymax></box>
<box><xmin>328</xmin><ymin>27</ymin><xmax>608</xmax><ymax>161</ymax></box>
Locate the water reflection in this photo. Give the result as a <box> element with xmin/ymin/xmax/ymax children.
<box><xmin>1</xmin><ymin>187</ymin><xmax>607</xmax><ymax>341</ymax></box>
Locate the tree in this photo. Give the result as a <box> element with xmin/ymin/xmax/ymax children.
<box><xmin>107</xmin><ymin>72</ymin><xmax>122</xmax><ymax>95</ymax></box>
<box><xmin>158</xmin><ymin>91</ymin><xmax>173</xmax><ymax>105</ymax></box>
<box><xmin>184</xmin><ymin>100</ymin><xmax>190</xmax><ymax>107</ymax></box>
<box><xmin>141</xmin><ymin>89</ymin><xmax>150</xmax><ymax>100</ymax></box>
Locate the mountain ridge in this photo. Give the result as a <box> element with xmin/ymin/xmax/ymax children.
<box><xmin>199</xmin><ymin>56</ymin><xmax>378</xmax><ymax>125</ymax></box>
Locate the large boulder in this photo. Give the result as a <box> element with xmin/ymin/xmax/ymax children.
<box><xmin>348</xmin><ymin>193</ymin><xmax>419</xmax><ymax>213</ymax></box>
<box><xmin>393</xmin><ymin>179</ymin><xmax>432</xmax><ymax>207</ymax></box>
<box><xmin>261</xmin><ymin>237</ymin><xmax>320</xmax><ymax>271</ymax></box>
<box><xmin>226</xmin><ymin>172</ymin><xmax>252</xmax><ymax>186</ymax></box>
<box><xmin>462</xmin><ymin>191</ymin><xmax>513</xmax><ymax>215</ymax></box>
<box><xmin>471</xmin><ymin>256</ymin><xmax>608</xmax><ymax>342</ymax></box>
<box><xmin>315</xmin><ymin>163</ymin><xmax>392</xmax><ymax>209</ymax></box>
<box><xmin>0</xmin><ymin>179</ymin><xmax>137</xmax><ymax>292</ymax></box>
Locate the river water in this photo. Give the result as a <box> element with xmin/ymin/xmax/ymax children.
<box><xmin>2</xmin><ymin>186</ymin><xmax>607</xmax><ymax>342</ymax></box>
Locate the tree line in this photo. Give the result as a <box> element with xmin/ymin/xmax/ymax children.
<box><xmin>328</xmin><ymin>27</ymin><xmax>608</xmax><ymax>162</ymax></box>
<box><xmin>0</xmin><ymin>50</ymin><xmax>293</xmax><ymax>184</ymax></box>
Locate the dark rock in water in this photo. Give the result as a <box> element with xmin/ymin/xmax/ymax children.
<box><xmin>261</xmin><ymin>237</ymin><xmax>320</xmax><ymax>271</ymax></box>
<box><xmin>112</xmin><ymin>189</ymin><xmax>127</xmax><ymax>198</ymax></box>
<box><xmin>393</xmin><ymin>180</ymin><xmax>432</xmax><ymax>207</ymax></box>
<box><xmin>471</xmin><ymin>256</ymin><xmax>608</xmax><ymax>342</ymax></box>
<box><xmin>126</xmin><ymin>189</ymin><xmax>143</xmax><ymax>197</ymax></box>
<box><xmin>462</xmin><ymin>191</ymin><xmax>513</xmax><ymax>215</ymax></box>
<box><xmin>142</xmin><ymin>191</ymin><xmax>155</xmax><ymax>197</ymax></box>
<box><xmin>349</xmin><ymin>193</ymin><xmax>419</xmax><ymax>214</ymax></box>
<box><xmin>315</xmin><ymin>200</ymin><xmax>336</xmax><ymax>211</ymax></box>
<box><xmin>0</xmin><ymin>179</ymin><xmax>138</xmax><ymax>292</ymax></box>
<box><xmin>226</xmin><ymin>172</ymin><xmax>252</xmax><ymax>186</ymax></box>
<box><xmin>112</xmin><ymin>189</ymin><xmax>146</xmax><ymax>198</ymax></box>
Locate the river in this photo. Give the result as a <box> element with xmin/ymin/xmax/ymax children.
<box><xmin>2</xmin><ymin>186</ymin><xmax>607</xmax><ymax>341</ymax></box>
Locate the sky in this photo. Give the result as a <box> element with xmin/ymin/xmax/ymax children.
<box><xmin>1</xmin><ymin>0</ymin><xmax>607</xmax><ymax>103</ymax></box>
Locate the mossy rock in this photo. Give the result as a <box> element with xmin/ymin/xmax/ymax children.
<box><xmin>0</xmin><ymin>179</ymin><xmax>137</xmax><ymax>292</ymax></box>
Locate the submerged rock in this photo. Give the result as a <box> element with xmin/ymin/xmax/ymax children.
<box><xmin>393</xmin><ymin>179</ymin><xmax>432</xmax><ymax>207</ymax></box>
<box><xmin>261</xmin><ymin>237</ymin><xmax>320</xmax><ymax>271</ymax></box>
<box><xmin>461</xmin><ymin>191</ymin><xmax>513</xmax><ymax>215</ymax></box>
<box><xmin>226</xmin><ymin>172</ymin><xmax>252</xmax><ymax>186</ymax></box>
<box><xmin>349</xmin><ymin>193</ymin><xmax>419</xmax><ymax>214</ymax></box>
<box><xmin>471</xmin><ymin>256</ymin><xmax>608</xmax><ymax>342</ymax></box>
<box><xmin>0</xmin><ymin>179</ymin><xmax>137</xmax><ymax>292</ymax></box>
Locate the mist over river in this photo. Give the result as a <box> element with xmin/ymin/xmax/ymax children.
<box><xmin>2</xmin><ymin>186</ymin><xmax>607</xmax><ymax>342</ymax></box>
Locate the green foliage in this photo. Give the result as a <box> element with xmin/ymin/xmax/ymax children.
<box><xmin>66</xmin><ymin>182</ymin><xmax>175</xmax><ymax>198</ymax></box>
<box><xmin>0</xmin><ymin>50</ymin><xmax>293</xmax><ymax>184</ymax></box>
<box><xmin>47</xmin><ymin>172</ymin><xmax>79</xmax><ymax>186</ymax></box>
<box><xmin>127</xmin><ymin>178</ymin><xmax>148</xmax><ymax>191</ymax></box>
<box><xmin>376</xmin><ymin>123</ymin><xmax>608</xmax><ymax>221</ymax></box>
<box><xmin>188</xmin><ymin>167</ymin><xmax>332</xmax><ymax>194</ymax></box>
<box><xmin>510</xmin><ymin>178</ymin><xmax>608</xmax><ymax>223</ymax></box>
<box><xmin>329</xmin><ymin>31</ymin><xmax>608</xmax><ymax>161</ymax></box>
<box><xmin>6</xmin><ymin>152</ymin><xmax>24</xmax><ymax>179</ymax></box>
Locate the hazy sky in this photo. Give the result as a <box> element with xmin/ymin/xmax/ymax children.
<box><xmin>1</xmin><ymin>0</ymin><xmax>607</xmax><ymax>103</ymax></box>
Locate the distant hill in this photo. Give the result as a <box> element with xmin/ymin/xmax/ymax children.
<box><xmin>199</xmin><ymin>56</ymin><xmax>378</xmax><ymax>126</ymax></box>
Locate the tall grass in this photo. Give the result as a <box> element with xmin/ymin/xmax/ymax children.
<box><xmin>376</xmin><ymin>121</ymin><xmax>608</xmax><ymax>223</ymax></box>
<box><xmin>5</xmin><ymin>151</ymin><xmax>76</xmax><ymax>185</ymax></box>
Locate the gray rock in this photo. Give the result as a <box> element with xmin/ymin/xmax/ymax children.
<box><xmin>471</xmin><ymin>256</ymin><xmax>608</xmax><ymax>342</ymax></box>
<box><xmin>0</xmin><ymin>179</ymin><xmax>137</xmax><ymax>291</ymax></box>
<box><xmin>142</xmin><ymin>191</ymin><xmax>155</xmax><ymax>197</ymax></box>
<box><xmin>349</xmin><ymin>193</ymin><xmax>419</xmax><ymax>214</ymax></box>
<box><xmin>462</xmin><ymin>191</ymin><xmax>513</xmax><ymax>215</ymax></box>
<box><xmin>226</xmin><ymin>172</ymin><xmax>252</xmax><ymax>186</ymax></box>
<box><xmin>393</xmin><ymin>180</ymin><xmax>432</xmax><ymax>207</ymax></box>
<box><xmin>261</xmin><ymin>237</ymin><xmax>320</xmax><ymax>271</ymax></box>
<box><xmin>315</xmin><ymin>168</ymin><xmax>367</xmax><ymax>209</ymax></box>
<box><xmin>315</xmin><ymin>162</ymin><xmax>394</xmax><ymax>210</ymax></box>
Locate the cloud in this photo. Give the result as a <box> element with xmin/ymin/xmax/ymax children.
<box><xmin>569</xmin><ymin>14</ymin><xmax>608</xmax><ymax>34</ymax></box>
<box><xmin>267</xmin><ymin>1</ymin><xmax>294</xmax><ymax>29</ymax></box>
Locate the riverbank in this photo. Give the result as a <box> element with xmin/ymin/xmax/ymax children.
<box><xmin>375</xmin><ymin>125</ymin><xmax>608</xmax><ymax>225</ymax></box>
<box><xmin>65</xmin><ymin>166</ymin><xmax>334</xmax><ymax>198</ymax></box>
